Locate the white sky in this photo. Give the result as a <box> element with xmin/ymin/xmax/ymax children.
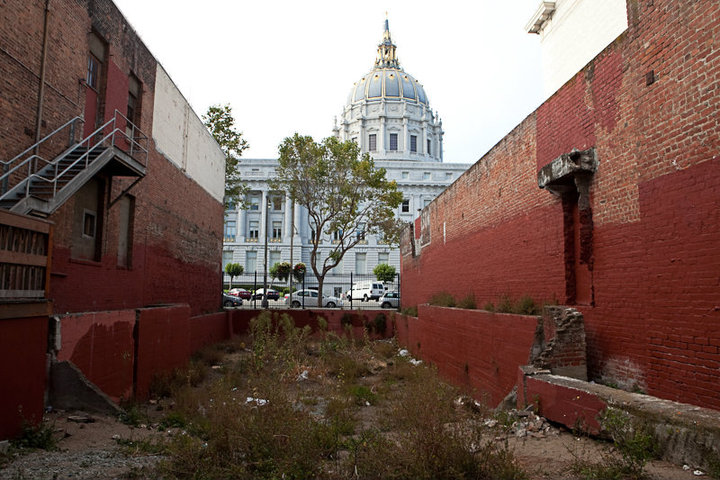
<box><xmin>112</xmin><ymin>0</ymin><xmax>545</xmax><ymax>164</ymax></box>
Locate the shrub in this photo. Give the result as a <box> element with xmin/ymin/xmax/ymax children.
<box><xmin>497</xmin><ymin>294</ymin><xmax>513</xmax><ymax>313</ymax></box>
<box><xmin>400</xmin><ymin>306</ymin><xmax>418</xmax><ymax>317</ymax></box>
<box><xmin>514</xmin><ymin>295</ymin><xmax>540</xmax><ymax>315</ymax></box>
<box><xmin>12</xmin><ymin>420</ymin><xmax>56</xmax><ymax>450</ymax></box>
<box><xmin>457</xmin><ymin>293</ymin><xmax>477</xmax><ymax>309</ymax></box>
<box><xmin>483</xmin><ymin>302</ymin><xmax>495</xmax><ymax>312</ymax></box>
<box><xmin>428</xmin><ymin>291</ymin><xmax>455</xmax><ymax>307</ymax></box>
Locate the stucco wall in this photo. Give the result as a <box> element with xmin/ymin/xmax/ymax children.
<box><xmin>538</xmin><ymin>0</ymin><xmax>628</xmax><ymax>97</ymax></box>
<box><xmin>152</xmin><ymin>66</ymin><xmax>225</xmax><ymax>203</ymax></box>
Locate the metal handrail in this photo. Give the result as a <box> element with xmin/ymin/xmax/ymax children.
<box><xmin>0</xmin><ymin>110</ymin><xmax>149</xmax><ymax>204</ymax></box>
<box><xmin>1</xmin><ymin>116</ymin><xmax>84</xmax><ymax>168</ymax></box>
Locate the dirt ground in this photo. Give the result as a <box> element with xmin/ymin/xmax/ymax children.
<box><xmin>0</xmin><ymin>337</ymin><xmax>708</xmax><ymax>480</ymax></box>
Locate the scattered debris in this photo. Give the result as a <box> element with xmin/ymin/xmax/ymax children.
<box><xmin>67</xmin><ymin>415</ymin><xmax>95</xmax><ymax>424</ymax></box>
<box><xmin>296</xmin><ymin>370</ymin><xmax>309</xmax><ymax>381</ymax></box>
<box><xmin>246</xmin><ymin>397</ymin><xmax>269</xmax><ymax>406</ymax></box>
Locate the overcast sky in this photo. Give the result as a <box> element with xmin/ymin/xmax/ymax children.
<box><xmin>112</xmin><ymin>0</ymin><xmax>545</xmax><ymax>164</ymax></box>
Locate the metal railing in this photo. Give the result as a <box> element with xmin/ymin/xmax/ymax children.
<box><xmin>0</xmin><ymin>110</ymin><xmax>148</xmax><ymax>204</ymax></box>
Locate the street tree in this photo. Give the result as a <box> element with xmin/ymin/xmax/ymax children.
<box><xmin>225</xmin><ymin>263</ymin><xmax>244</xmax><ymax>290</ymax></box>
<box><xmin>271</xmin><ymin>134</ymin><xmax>403</xmax><ymax>306</ymax></box>
<box><xmin>203</xmin><ymin>104</ymin><xmax>249</xmax><ymax>209</ymax></box>
<box><xmin>373</xmin><ymin>263</ymin><xmax>396</xmax><ymax>284</ymax></box>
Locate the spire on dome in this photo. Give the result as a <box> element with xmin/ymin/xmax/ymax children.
<box><xmin>375</xmin><ymin>18</ymin><xmax>400</xmax><ymax>68</ymax></box>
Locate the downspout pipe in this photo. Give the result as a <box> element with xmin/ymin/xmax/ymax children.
<box><xmin>34</xmin><ymin>0</ymin><xmax>51</xmax><ymax>158</ymax></box>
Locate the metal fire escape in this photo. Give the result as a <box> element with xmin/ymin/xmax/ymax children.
<box><xmin>0</xmin><ymin>110</ymin><xmax>148</xmax><ymax>217</ymax></box>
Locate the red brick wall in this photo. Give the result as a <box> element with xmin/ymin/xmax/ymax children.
<box><xmin>401</xmin><ymin>0</ymin><xmax>720</xmax><ymax>409</ymax></box>
<box><xmin>0</xmin><ymin>316</ymin><xmax>48</xmax><ymax>439</ymax></box>
<box><xmin>0</xmin><ymin>0</ymin><xmax>224</xmax><ymax>316</ymax></box>
<box><xmin>57</xmin><ymin>310</ymin><xmax>135</xmax><ymax>401</ymax></box>
<box><xmin>395</xmin><ymin>306</ymin><xmax>539</xmax><ymax>406</ymax></box>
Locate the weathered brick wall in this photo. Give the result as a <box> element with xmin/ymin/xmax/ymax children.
<box><xmin>402</xmin><ymin>0</ymin><xmax>720</xmax><ymax>410</ymax></box>
<box><xmin>1</xmin><ymin>0</ymin><xmax>223</xmax><ymax>315</ymax></box>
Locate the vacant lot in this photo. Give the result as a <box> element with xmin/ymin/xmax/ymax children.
<box><xmin>1</xmin><ymin>311</ymin><xmax>700</xmax><ymax>479</ymax></box>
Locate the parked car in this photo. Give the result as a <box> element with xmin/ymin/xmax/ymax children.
<box><xmin>379</xmin><ymin>291</ymin><xmax>400</xmax><ymax>309</ymax></box>
<box><xmin>222</xmin><ymin>292</ymin><xmax>243</xmax><ymax>308</ymax></box>
<box><xmin>286</xmin><ymin>289</ymin><xmax>343</xmax><ymax>308</ymax></box>
<box><xmin>228</xmin><ymin>287</ymin><xmax>252</xmax><ymax>300</ymax></box>
<box><xmin>346</xmin><ymin>281</ymin><xmax>386</xmax><ymax>302</ymax></box>
<box><xmin>251</xmin><ymin>288</ymin><xmax>280</xmax><ymax>301</ymax></box>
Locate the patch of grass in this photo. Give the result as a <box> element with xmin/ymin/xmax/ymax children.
<box><xmin>483</xmin><ymin>302</ymin><xmax>496</xmax><ymax>312</ymax></box>
<box><xmin>118</xmin><ymin>402</ymin><xmax>149</xmax><ymax>427</ymax></box>
<box><xmin>514</xmin><ymin>295</ymin><xmax>540</xmax><ymax>315</ymax></box>
<box><xmin>11</xmin><ymin>420</ymin><xmax>56</xmax><ymax>451</ymax></box>
<box><xmin>400</xmin><ymin>305</ymin><xmax>418</xmax><ymax>317</ymax></box>
<box><xmin>570</xmin><ymin>408</ymin><xmax>657</xmax><ymax>480</ymax></box>
<box><xmin>347</xmin><ymin>384</ymin><xmax>377</xmax><ymax>406</ymax></box>
<box><xmin>497</xmin><ymin>294</ymin><xmax>513</xmax><ymax>313</ymax></box>
<box><xmin>159</xmin><ymin>411</ymin><xmax>187</xmax><ymax>430</ymax></box>
<box><xmin>457</xmin><ymin>293</ymin><xmax>477</xmax><ymax>309</ymax></box>
<box><xmin>429</xmin><ymin>291</ymin><xmax>456</xmax><ymax>307</ymax></box>
<box><xmin>114</xmin><ymin>437</ymin><xmax>167</xmax><ymax>456</ymax></box>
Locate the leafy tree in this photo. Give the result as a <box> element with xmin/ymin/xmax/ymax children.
<box><xmin>203</xmin><ymin>104</ymin><xmax>249</xmax><ymax>209</ymax></box>
<box><xmin>271</xmin><ymin>134</ymin><xmax>403</xmax><ymax>306</ymax></box>
<box><xmin>373</xmin><ymin>263</ymin><xmax>396</xmax><ymax>284</ymax></box>
<box><xmin>225</xmin><ymin>263</ymin><xmax>244</xmax><ymax>289</ymax></box>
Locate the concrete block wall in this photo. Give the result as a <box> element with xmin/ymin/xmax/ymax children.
<box><xmin>402</xmin><ymin>0</ymin><xmax>720</xmax><ymax>410</ymax></box>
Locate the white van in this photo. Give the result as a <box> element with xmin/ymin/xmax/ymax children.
<box><xmin>346</xmin><ymin>281</ymin><xmax>385</xmax><ymax>302</ymax></box>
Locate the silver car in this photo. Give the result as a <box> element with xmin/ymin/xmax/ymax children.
<box><xmin>379</xmin><ymin>291</ymin><xmax>400</xmax><ymax>309</ymax></box>
<box><xmin>286</xmin><ymin>289</ymin><xmax>343</xmax><ymax>308</ymax></box>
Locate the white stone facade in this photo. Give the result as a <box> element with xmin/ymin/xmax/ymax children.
<box><xmin>222</xmin><ymin>21</ymin><xmax>470</xmax><ymax>296</ymax></box>
<box><xmin>526</xmin><ymin>0</ymin><xmax>628</xmax><ymax>98</ymax></box>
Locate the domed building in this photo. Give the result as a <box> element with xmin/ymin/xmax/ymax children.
<box><xmin>333</xmin><ymin>20</ymin><xmax>444</xmax><ymax>163</ymax></box>
<box><xmin>222</xmin><ymin>21</ymin><xmax>470</xmax><ymax>298</ymax></box>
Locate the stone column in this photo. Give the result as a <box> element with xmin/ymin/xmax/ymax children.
<box><xmin>238</xmin><ymin>208</ymin><xmax>247</xmax><ymax>240</ymax></box>
<box><xmin>284</xmin><ymin>194</ymin><xmax>292</xmax><ymax>242</ymax></box>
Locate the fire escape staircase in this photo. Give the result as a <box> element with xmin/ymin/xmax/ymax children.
<box><xmin>0</xmin><ymin>111</ymin><xmax>148</xmax><ymax>217</ymax></box>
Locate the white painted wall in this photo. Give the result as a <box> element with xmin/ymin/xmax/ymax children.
<box><xmin>535</xmin><ymin>0</ymin><xmax>628</xmax><ymax>97</ymax></box>
<box><xmin>152</xmin><ymin>66</ymin><xmax>225</xmax><ymax>202</ymax></box>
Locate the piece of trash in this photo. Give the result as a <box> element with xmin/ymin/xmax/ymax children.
<box><xmin>68</xmin><ymin>415</ymin><xmax>95</xmax><ymax>424</ymax></box>
<box><xmin>398</xmin><ymin>349</ymin><xmax>409</xmax><ymax>357</ymax></box>
<box><xmin>111</xmin><ymin>434</ymin><xmax>120</xmax><ymax>440</ymax></box>
<box><xmin>246</xmin><ymin>397</ymin><xmax>269</xmax><ymax>406</ymax></box>
<box><xmin>684</xmin><ymin>465</ymin><xmax>691</xmax><ymax>471</ymax></box>
<box><xmin>296</xmin><ymin>370</ymin><xmax>309</xmax><ymax>381</ymax></box>
<box><xmin>365</xmin><ymin>401</ymin><xmax>371</xmax><ymax>406</ymax></box>
<box><xmin>693</xmin><ymin>470</ymin><xmax>705</xmax><ymax>476</ymax></box>
<box><xmin>409</xmin><ymin>359</ymin><xmax>422</xmax><ymax>366</ymax></box>
<box><xmin>484</xmin><ymin>419</ymin><xmax>498</xmax><ymax>428</ymax></box>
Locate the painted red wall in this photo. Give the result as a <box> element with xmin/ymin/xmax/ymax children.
<box><xmin>395</xmin><ymin>305</ymin><xmax>539</xmax><ymax>406</ymax></box>
<box><xmin>57</xmin><ymin>310</ymin><xmax>135</xmax><ymax>401</ymax></box>
<box><xmin>401</xmin><ymin>1</ymin><xmax>720</xmax><ymax>410</ymax></box>
<box><xmin>0</xmin><ymin>317</ymin><xmax>48</xmax><ymax>439</ymax></box>
<box><xmin>135</xmin><ymin>305</ymin><xmax>192</xmax><ymax>399</ymax></box>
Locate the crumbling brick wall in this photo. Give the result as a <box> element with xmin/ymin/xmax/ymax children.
<box><xmin>401</xmin><ymin>0</ymin><xmax>720</xmax><ymax>410</ymax></box>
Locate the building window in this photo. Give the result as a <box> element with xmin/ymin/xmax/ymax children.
<box><xmin>355</xmin><ymin>252</ymin><xmax>367</xmax><ymax>274</ymax></box>
<box><xmin>368</xmin><ymin>134</ymin><xmax>377</xmax><ymax>151</ymax></box>
<box><xmin>224</xmin><ymin>220</ymin><xmax>236</xmax><ymax>241</ymax></box>
<box><xmin>222</xmin><ymin>250</ymin><xmax>233</xmax><ymax>270</ymax></box>
<box><xmin>126</xmin><ymin>74</ymin><xmax>141</xmax><ymax>135</ymax></box>
<box><xmin>389</xmin><ymin>133</ymin><xmax>398</xmax><ymax>151</ymax></box>
<box><xmin>401</xmin><ymin>199</ymin><xmax>410</xmax><ymax>213</ymax></box>
<box><xmin>423</xmin><ymin>171</ymin><xmax>431</xmax><ymax>180</ymax></box>
<box><xmin>117</xmin><ymin>195</ymin><xmax>134</xmax><ymax>267</ymax></box>
<box><xmin>427</xmin><ymin>139</ymin><xmax>431</xmax><ymax>155</ymax></box>
<box><xmin>87</xmin><ymin>54</ymin><xmax>101</xmax><ymax>90</ymax></box>
<box><xmin>272</xmin><ymin>195</ymin><xmax>283</xmax><ymax>211</ymax></box>
<box><xmin>333</xmin><ymin>229</ymin><xmax>343</xmax><ymax>242</ymax></box>
<box><xmin>83</xmin><ymin>210</ymin><xmax>97</xmax><ymax>238</ymax></box>
<box><xmin>249</xmin><ymin>220</ymin><xmax>259</xmax><ymax>239</ymax></box>
<box><xmin>446</xmin><ymin>172</ymin><xmax>453</xmax><ymax>180</ymax></box>
<box><xmin>270</xmin><ymin>250</ymin><xmax>281</xmax><ymax>269</ymax></box>
<box><xmin>246</xmin><ymin>251</ymin><xmax>257</xmax><ymax>273</ymax></box>
<box><xmin>401</xmin><ymin>171</ymin><xmax>409</xmax><ymax>180</ymax></box>
<box><xmin>410</xmin><ymin>135</ymin><xmax>417</xmax><ymax>153</ymax></box>
<box><xmin>424</xmin><ymin>198</ymin><xmax>431</xmax><ymax>208</ymax></box>
<box><xmin>249</xmin><ymin>195</ymin><xmax>260</xmax><ymax>210</ymax></box>
<box><xmin>378</xmin><ymin>252</ymin><xmax>389</xmax><ymax>264</ymax></box>
<box><xmin>272</xmin><ymin>221</ymin><xmax>282</xmax><ymax>239</ymax></box>
<box><xmin>357</xmin><ymin>223</ymin><xmax>366</xmax><ymax>241</ymax></box>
